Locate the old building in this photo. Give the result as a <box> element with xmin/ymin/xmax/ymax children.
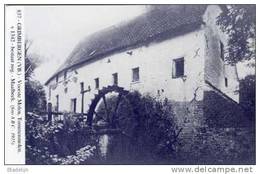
<box><xmin>45</xmin><ymin>5</ymin><xmax>243</xmax><ymax>129</ymax></box>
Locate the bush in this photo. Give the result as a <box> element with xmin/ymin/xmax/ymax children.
<box><xmin>25</xmin><ymin>79</ymin><xmax>46</xmax><ymax>113</ymax></box>
<box><xmin>95</xmin><ymin>91</ymin><xmax>181</xmax><ymax>164</ymax></box>
<box><xmin>52</xmin><ymin>145</ymin><xmax>97</xmax><ymax>164</ymax></box>
<box><xmin>26</xmin><ymin>112</ymin><xmax>97</xmax><ymax>164</ymax></box>
<box><xmin>26</xmin><ymin>91</ymin><xmax>181</xmax><ymax>164</ymax></box>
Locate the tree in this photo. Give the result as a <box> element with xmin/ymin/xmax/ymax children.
<box><xmin>217</xmin><ymin>5</ymin><xmax>255</xmax><ymax>124</ymax></box>
<box><xmin>25</xmin><ymin>80</ymin><xmax>46</xmax><ymax>112</ymax></box>
<box><xmin>25</xmin><ymin>39</ymin><xmax>46</xmax><ymax>112</ymax></box>
<box><xmin>239</xmin><ymin>75</ymin><xmax>255</xmax><ymax>121</ymax></box>
<box><xmin>25</xmin><ymin>39</ymin><xmax>42</xmax><ymax>80</ymax></box>
<box><xmin>217</xmin><ymin>5</ymin><xmax>255</xmax><ymax>65</ymax></box>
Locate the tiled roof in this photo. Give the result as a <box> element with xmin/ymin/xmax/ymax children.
<box><xmin>45</xmin><ymin>5</ymin><xmax>207</xmax><ymax>85</ymax></box>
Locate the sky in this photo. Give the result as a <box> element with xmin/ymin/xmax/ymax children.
<box><xmin>24</xmin><ymin>5</ymin><xmax>254</xmax><ymax>84</ymax></box>
<box><xmin>24</xmin><ymin>5</ymin><xmax>146</xmax><ymax>83</ymax></box>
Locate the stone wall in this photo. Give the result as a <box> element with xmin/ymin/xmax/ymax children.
<box><xmin>172</xmin><ymin>83</ymin><xmax>251</xmax><ymax>130</ymax></box>
<box><xmin>171</xmin><ymin>88</ymin><xmax>255</xmax><ymax>164</ymax></box>
<box><xmin>171</xmin><ymin>100</ymin><xmax>204</xmax><ymax>136</ymax></box>
<box><xmin>203</xmin><ymin>90</ymin><xmax>250</xmax><ymax>128</ymax></box>
<box><xmin>176</xmin><ymin>127</ymin><xmax>255</xmax><ymax>164</ymax></box>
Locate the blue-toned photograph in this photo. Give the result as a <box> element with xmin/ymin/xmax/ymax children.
<box><xmin>24</xmin><ymin>4</ymin><xmax>255</xmax><ymax>165</ymax></box>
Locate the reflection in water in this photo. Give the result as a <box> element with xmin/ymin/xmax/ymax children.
<box><xmin>99</xmin><ymin>134</ymin><xmax>109</xmax><ymax>159</ymax></box>
<box><xmin>96</xmin><ymin>133</ymin><xmax>132</xmax><ymax>164</ymax></box>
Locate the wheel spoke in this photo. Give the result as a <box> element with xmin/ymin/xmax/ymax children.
<box><xmin>87</xmin><ymin>85</ymin><xmax>129</xmax><ymax>128</ymax></box>
<box><xmin>93</xmin><ymin>110</ymin><xmax>99</xmax><ymax>118</ymax></box>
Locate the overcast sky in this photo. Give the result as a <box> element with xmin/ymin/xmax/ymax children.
<box><xmin>25</xmin><ymin>5</ymin><xmax>254</xmax><ymax>84</ymax></box>
<box><xmin>25</xmin><ymin>5</ymin><xmax>146</xmax><ymax>83</ymax></box>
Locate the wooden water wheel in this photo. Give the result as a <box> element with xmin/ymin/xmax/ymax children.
<box><xmin>86</xmin><ymin>85</ymin><xmax>129</xmax><ymax>129</ymax></box>
<box><xmin>86</xmin><ymin>85</ymin><xmax>134</xmax><ymax>162</ymax></box>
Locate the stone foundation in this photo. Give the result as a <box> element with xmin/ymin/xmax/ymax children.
<box><xmin>170</xmin><ymin>89</ymin><xmax>255</xmax><ymax>164</ymax></box>
<box><xmin>176</xmin><ymin>127</ymin><xmax>255</xmax><ymax>164</ymax></box>
<box><xmin>203</xmin><ymin>90</ymin><xmax>250</xmax><ymax>128</ymax></box>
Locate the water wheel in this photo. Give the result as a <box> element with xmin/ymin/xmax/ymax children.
<box><xmin>86</xmin><ymin>85</ymin><xmax>135</xmax><ymax>163</ymax></box>
<box><xmin>86</xmin><ymin>85</ymin><xmax>129</xmax><ymax>129</ymax></box>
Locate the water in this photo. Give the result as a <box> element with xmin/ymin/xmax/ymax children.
<box><xmin>98</xmin><ymin>134</ymin><xmax>109</xmax><ymax>159</ymax></box>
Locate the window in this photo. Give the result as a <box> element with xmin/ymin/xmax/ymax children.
<box><xmin>225</xmin><ymin>77</ymin><xmax>228</xmax><ymax>87</ymax></box>
<box><xmin>132</xmin><ymin>67</ymin><xmax>140</xmax><ymax>82</ymax></box>
<box><xmin>55</xmin><ymin>95</ymin><xmax>59</xmax><ymax>111</ymax></box>
<box><xmin>80</xmin><ymin>82</ymin><xmax>85</xmax><ymax>113</ymax></box>
<box><xmin>95</xmin><ymin>78</ymin><xmax>99</xmax><ymax>89</ymax></box>
<box><xmin>48</xmin><ymin>86</ymin><xmax>51</xmax><ymax>100</ymax></box>
<box><xmin>64</xmin><ymin>71</ymin><xmax>67</xmax><ymax>80</ymax></box>
<box><xmin>80</xmin><ymin>82</ymin><xmax>84</xmax><ymax>93</ymax></box>
<box><xmin>70</xmin><ymin>98</ymin><xmax>77</xmax><ymax>113</ymax></box>
<box><xmin>64</xmin><ymin>87</ymin><xmax>68</xmax><ymax>93</ymax></box>
<box><xmin>220</xmin><ymin>41</ymin><xmax>224</xmax><ymax>60</ymax></box>
<box><xmin>172</xmin><ymin>58</ymin><xmax>184</xmax><ymax>78</ymax></box>
<box><xmin>112</xmin><ymin>73</ymin><xmax>118</xmax><ymax>85</ymax></box>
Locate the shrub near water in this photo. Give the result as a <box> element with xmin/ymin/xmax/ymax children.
<box><xmin>122</xmin><ymin>92</ymin><xmax>181</xmax><ymax>163</ymax></box>
<box><xmin>95</xmin><ymin>91</ymin><xmax>182</xmax><ymax>164</ymax></box>
<box><xmin>26</xmin><ymin>91</ymin><xmax>182</xmax><ymax>164</ymax></box>
<box><xmin>26</xmin><ymin>113</ymin><xmax>97</xmax><ymax>164</ymax></box>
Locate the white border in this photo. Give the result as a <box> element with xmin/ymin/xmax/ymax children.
<box><xmin>0</xmin><ymin>0</ymin><xmax>258</xmax><ymax>174</ymax></box>
<box><xmin>4</xmin><ymin>5</ymin><xmax>25</xmax><ymax>165</ymax></box>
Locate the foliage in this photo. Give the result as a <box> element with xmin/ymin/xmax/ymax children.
<box><xmin>239</xmin><ymin>75</ymin><xmax>255</xmax><ymax>121</ymax></box>
<box><xmin>26</xmin><ymin>112</ymin><xmax>97</xmax><ymax>164</ymax></box>
<box><xmin>25</xmin><ymin>54</ymin><xmax>37</xmax><ymax>80</ymax></box>
<box><xmin>25</xmin><ymin>79</ymin><xmax>46</xmax><ymax>112</ymax></box>
<box><xmin>26</xmin><ymin>91</ymin><xmax>181</xmax><ymax>164</ymax></box>
<box><xmin>217</xmin><ymin>5</ymin><xmax>255</xmax><ymax>64</ymax></box>
<box><xmin>96</xmin><ymin>91</ymin><xmax>181</xmax><ymax>163</ymax></box>
<box><xmin>52</xmin><ymin>145</ymin><xmax>96</xmax><ymax>164</ymax></box>
<box><xmin>24</xmin><ymin>39</ymin><xmax>47</xmax><ymax>112</ymax></box>
<box><xmin>177</xmin><ymin>127</ymin><xmax>255</xmax><ymax>164</ymax></box>
<box><xmin>124</xmin><ymin>92</ymin><xmax>181</xmax><ymax>163</ymax></box>
<box><xmin>25</xmin><ymin>39</ymin><xmax>42</xmax><ymax>80</ymax></box>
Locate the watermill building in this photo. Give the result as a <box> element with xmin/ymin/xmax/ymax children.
<box><xmin>45</xmin><ymin>5</ymin><xmax>243</xmax><ymax>129</ymax></box>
